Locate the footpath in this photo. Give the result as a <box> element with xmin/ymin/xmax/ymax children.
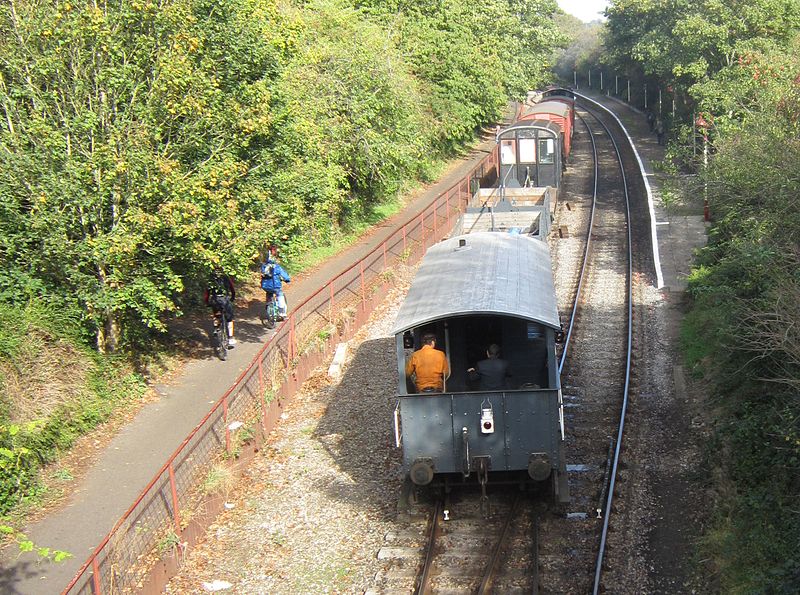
<box><xmin>0</xmin><ymin>136</ymin><xmax>497</xmax><ymax>594</ymax></box>
<box><xmin>0</xmin><ymin>94</ymin><xmax>708</xmax><ymax>594</ymax></box>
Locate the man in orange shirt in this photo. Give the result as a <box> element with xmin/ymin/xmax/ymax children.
<box><xmin>405</xmin><ymin>332</ymin><xmax>450</xmax><ymax>393</ymax></box>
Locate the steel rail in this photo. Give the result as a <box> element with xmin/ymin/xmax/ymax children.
<box><xmin>576</xmin><ymin>99</ymin><xmax>636</xmax><ymax>595</ymax></box>
<box><xmin>531</xmin><ymin>508</ymin><xmax>540</xmax><ymax>595</ymax></box>
<box><xmin>415</xmin><ymin>498</ymin><xmax>443</xmax><ymax>595</ymax></box>
<box><xmin>558</xmin><ymin>112</ymin><xmax>599</xmax><ymax>375</ymax></box>
<box><xmin>477</xmin><ymin>493</ymin><xmax>522</xmax><ymax>594</ymax></box>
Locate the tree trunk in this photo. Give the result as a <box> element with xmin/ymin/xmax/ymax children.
<box><xmin>95</xmin><ymin>265</ymin><xmax>120</xmax><ymax>353</ymax></box>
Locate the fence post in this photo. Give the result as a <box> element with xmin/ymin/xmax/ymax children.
<box><xmin>383</xmin><ymin>242</ymin><xmax>387</xmax><ymax>270</ymax></box>
<box><xmin>258</xmin><ymin>357</ymin><xmax>264</xmax><ymax>396</ymax></box>
<box><xmin>433</xmin><ymin>201</ymin><xmax>438</xmax><ymax>240</ymax></box>
<box><xmin>92</xmin><ymin>558</ymin><xmax>102</xmax><ymax>595</ymax></box>
<box><xmin>258</xmin><ymin>357</ymin><xmax>267</xmax><ymax>431</ymax></box>
<box><xmin>289</xmin><ymin>314</ymin><xmax>297</xmax><ymax>363</ymax></box>
<box><xmin>223</xmin><ymin>396</ymin><xmax>230</xmax><ymax>453</ymax></box>
<box><xmin>447</xmin><ymin>194</ymin><xmax>451</xmax><ymax>228</ymax></box>
<box><xmin>360</xmin><ymin>262</ymin><xmax>366</xmax><ymax>310</ymax></box>
<box><xmin>168</xmin><ymin>463</ymin><xmax>181</xmax><ymax>534</ymax></box>
<box><xmin>329</xmin><ymin>282</ymin><xmax>334</xmax><ymax>328</ymax></box>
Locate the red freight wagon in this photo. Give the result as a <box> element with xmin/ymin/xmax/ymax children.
<box><xmin>520</xmin><ymin>100</ymin><xmax>573</xmax><ymax>163</ymax></box>
<box><xmin>541</xmin><ymin>87</ymin><xmax>576</xmax><ymax>137</ymax></box>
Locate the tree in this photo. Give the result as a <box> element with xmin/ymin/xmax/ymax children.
<box><xmin>0</xmin><ymin>0</ymin><xmax>285</xmax><ymax>350</ymax></box>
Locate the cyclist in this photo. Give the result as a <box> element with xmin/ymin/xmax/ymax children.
<box><xmin>204</xmin><ymin>270</ymin><xmax>237</xmax><ymax>346</ymax></box>
<box><xmin>260</xmin><ymin>252</ymin><xmax>291</xmax><ymax>320</ymax></box>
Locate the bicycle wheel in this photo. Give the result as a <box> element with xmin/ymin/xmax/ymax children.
<box><xmin>218</xmin><ymin>312</ymin><xmax>229</xmax><ymax>360</ymax></box>
<box><xmin>263</xmin><ymin>298</ymin><xmax>276</xmax><ymax>329</ymax></box>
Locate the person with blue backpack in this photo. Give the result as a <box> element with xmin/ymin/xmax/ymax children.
<box><xmin>260</xmin><ymin>248</ymin><xmax>291</xmax><ymax>323</ymax></box>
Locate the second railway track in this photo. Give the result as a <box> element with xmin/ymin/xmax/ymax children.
<box><xmin>539</xmin><ymin>96</ymin><xmax>657</xmax><ymax>593</ymax></box>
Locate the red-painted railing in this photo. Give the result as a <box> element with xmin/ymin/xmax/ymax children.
<box><xmin>63</xmin><ymin>149</ymin><xmax>498</xmax><ymax>594</ymax></box>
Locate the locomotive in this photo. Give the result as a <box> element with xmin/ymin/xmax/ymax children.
<box><xmin>390</xmin><ymin>91</ymin><xmax>573</xmax><ymax>502</ymax></box>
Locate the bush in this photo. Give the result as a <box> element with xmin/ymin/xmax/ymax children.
<box><xmin>0</xmin><ymin>300</ymin><xmax>146</xmax><ymax>513</ymax></box>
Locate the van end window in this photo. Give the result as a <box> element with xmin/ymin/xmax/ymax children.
<box><xmin>538</xmin><ymin>138</ymin><xmax>555</xmax><ymax>164</ymax></box>
<box><xmin>500</xmin><ymin>139</ymin><xmax>516</xmax><ymax>165</ymax></box>
<box><xmin>518</xmin><ymin>138</ymin><xmax>536</xmax><ymax>163</ymax></box>
<box><xmin>527</xmin><ymin>322</ymin><xmax>543</xmax><ymax>340</ymax></box>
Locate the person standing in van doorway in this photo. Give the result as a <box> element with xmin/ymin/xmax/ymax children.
<box><xmin>405</xmin><ymin>332</ymin><xmax>449</xmax><ymax>393</ymax></box>
<box><xmin>468</xmin><ymin>343</ymin><xmax>510</xmax><ymax>390</ymax></box>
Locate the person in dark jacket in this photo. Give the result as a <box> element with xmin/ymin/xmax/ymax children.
<box><xmin>655</xmin><ymin>117</ymin><xmax>666</xmax><ymax>145</ymax></box>
<box><xmin>468</xmin><ymin>344</ymin><xmax>510</xmax><ymax>390</ymax></box>
<box><xmin>204</xmin><ymin>271</ymin><xmax>237</xmax><ymax>346</ymax></box>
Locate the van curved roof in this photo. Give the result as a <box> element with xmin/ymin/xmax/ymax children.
<box><xmin>499</xmin><ymin>119</ymin><xmax>561</xmax><ymax>136</ymax></box>
<box><xmin>521</xmin><ymin>100</ymin><xmax>571</xmax><ymax>119</ymax></box>
<box><xmin>391</xmin><ymin>232</ymin><xmax>560</xmax><ymax>335</ymax></box>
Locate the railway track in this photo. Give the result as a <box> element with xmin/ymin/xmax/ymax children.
<box><xmin>368</xmin><ymin>95</ymin><xmax>653</xmax><ymax>594</ymax></box>
<box><xmin>537</xmin><ymin>98</ymin><xmax>645</xmax><ymax>593</ymax></box>
<box><xmin>369</xmin><ymin>489</ymin><xmax>542</xmax><ymax>594</ymax></box>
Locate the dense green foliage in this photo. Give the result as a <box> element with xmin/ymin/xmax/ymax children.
<box><xmin>0</xmin><ymin>301</ymin><xmax>147</xmax><ymax>515</ymax></box>
<box><xmin>550</xmin><ymin>12</ymin><xmax>603</xmax><ymax>83</ymax></box>
<box><xmin>602</xmin><ymin>1</ymin><xmax>800</xmax><ymax>590</ymax></box>
<box><xmin>354</xmin><ymin>0</ymin><xmax>562</xmax><ymax>151</ymax></box>
<box><xmin>0</xmin><ymin>0</ymin><xmax>561</xmax><ymax>514</ymax></box>
<box><xmin>600</xmin><ymin>0</ymin><xmax>800</xmax><ymax>124</ymax></box>
<box><xmin>1</xmin><ymin>0</ymin><xmax>560</xmax><ymax>352</ymax></box>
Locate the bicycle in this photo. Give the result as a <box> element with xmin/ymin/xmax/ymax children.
<box><xmin>262</xmin><ymin>290</ymin><xmax>287</xmax><ymax>329</ymax></box>
<box><xmin>213</xmin><ymin>308</ymin><xmax>230</xmax><ymax>360</ymax></box>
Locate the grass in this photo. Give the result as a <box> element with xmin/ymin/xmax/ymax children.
<box><xmin>0</xmin><ymin>300</ymin><xmax>149</xmax><ymax>496</ymax></box>
<box><xmin>271</xmin><ymin>530</ymin><xmax>286</xmax><ymax>546</ymax></box>
<box><xmin>201</xmin><ymin>462</ymin><xmax>236</xmax><ymax>498</ymax></box>
<box><xmin>263</xmin><ymin>389</ymin><xmax>276</xmax><ymax>405</ymax></box>
<box><xmin>290</xmin><ymin>557</ymin><xmax>353</xmax><ymax>593</ymax></box>
<box><xmin>156</xmin><ymin>530</ymin><xmax>181</xmax><ymax>556</ymax></box>
<box><xmin>50</xmin><ymin>468</ymin><xmax>74</xmax><ymax>482</ymax></box>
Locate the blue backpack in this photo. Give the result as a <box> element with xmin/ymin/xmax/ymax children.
<box><xmin>261</xmin><ymin>262</ymin><xmax>275</xmax><ymax>290</ymax></box>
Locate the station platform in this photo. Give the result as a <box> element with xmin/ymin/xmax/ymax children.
<box><xmin>579</xmin><ymin>89</ymin><xmax>709</xmax><ymax>293</ymax></box>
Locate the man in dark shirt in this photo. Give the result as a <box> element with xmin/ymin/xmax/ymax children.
<box><xmin>468</xmin><ymin>344</ymin><xmax>509</xmax><ymax>390</ymax></box>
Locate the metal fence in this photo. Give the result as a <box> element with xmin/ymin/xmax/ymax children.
<box><xmin>63</xmin><ymin>147</ymin><xmax>498</xmax><ymax>594</ymax></box>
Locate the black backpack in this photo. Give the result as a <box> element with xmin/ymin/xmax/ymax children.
<box><xmin>208</xmin><ymin>274</ymin><xmax>229</xmax><ymax>296</ymax></box>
